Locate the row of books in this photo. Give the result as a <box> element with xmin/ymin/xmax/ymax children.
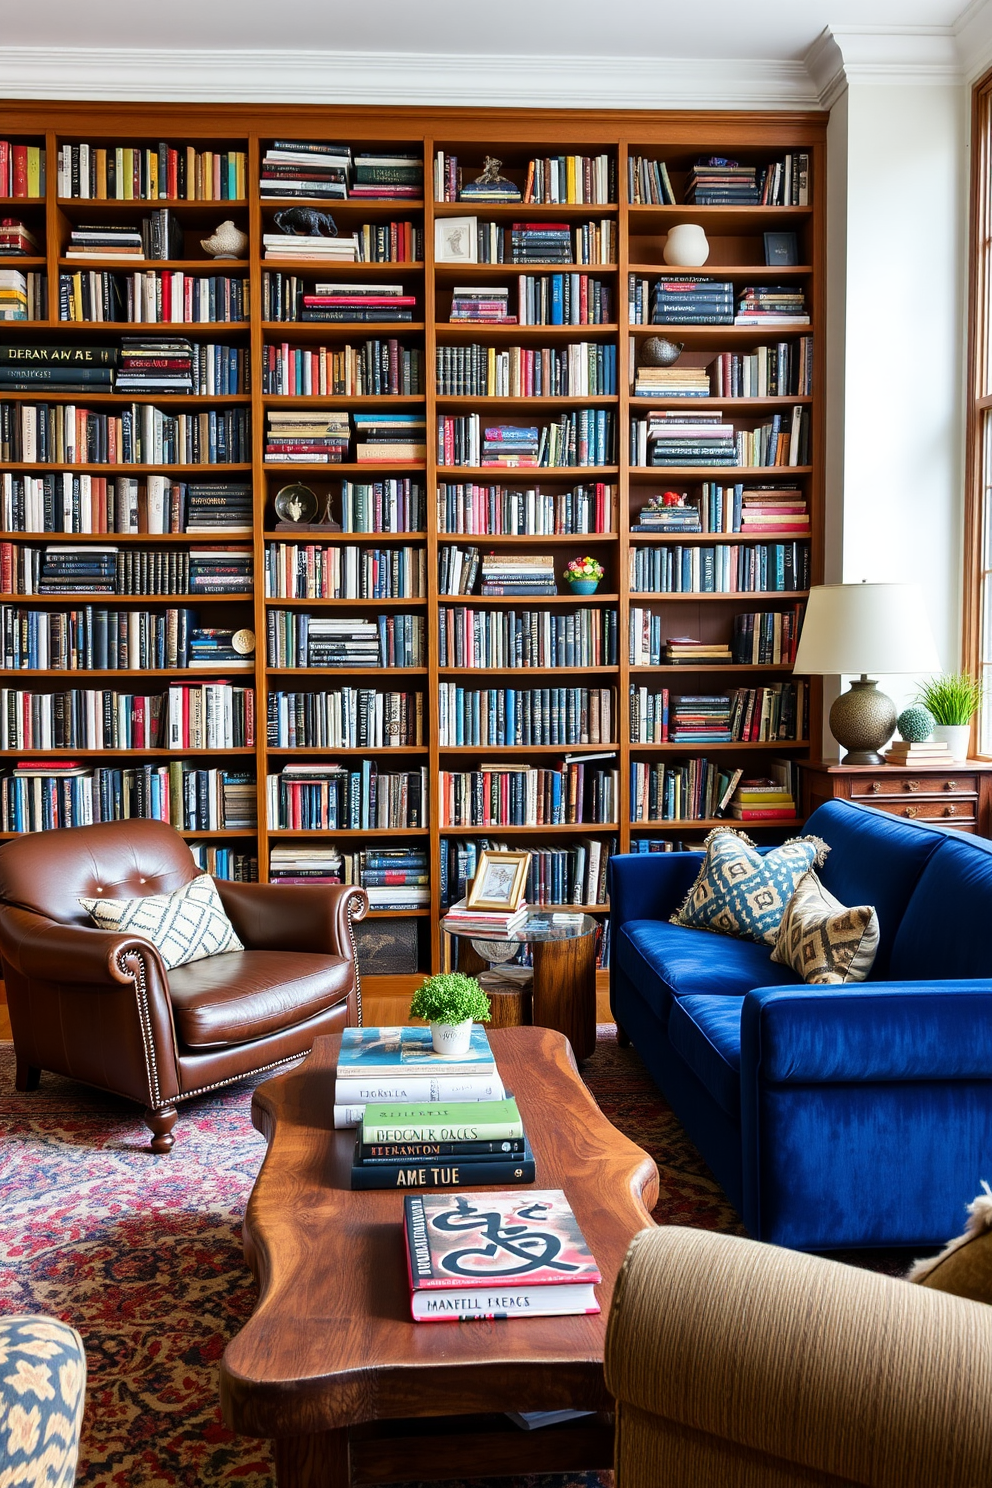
<box><xmin>437</xmin><ymin>605</ymin><xmax>618</xmax><ymax>669</ymax></box>
<box><xmin>436</xmin><ymin>481</ymin><xmax>614</xmax><ymax>536</ymax></box>
<box><xmin>189</xmin><ymin>843</ymin><xmax>258</xmax><ymax>881</ymax></box>
<box><xmin>629</xmin><ymin>683</ymin><xmax>805</xmax><ymax>745</ymax></box>
<box><xmin>266</xmin><ymin>762</ymin><xmax>428</xmax><ymax>831</ymax></box>
<box><xmin>626</xmin><ymin>154</ymin><xmax>809</xmax><ymax>207</ymax></box>
<box><xmin>0</xmin><ymin>144</ymin><xmax>45</xmax><ymax>199</ymax></box>
<box><xmin>57</xmin><ymin>144</ymin><xmax>246</xmax><ymax>202</ymax></box>
<box><xmin>638</xmin><ymin>483</ymin><xmax>809</xmax><ymax>536</ymax></box>
<box><xmin>438</xmin><ymin>756</ymin><xmax>619</xmax><ymax>828</ymax></box>
<box><xmin>261</xmin><ymin>340</ymin><xmax>423</xmax><ymax>397</ymax></box>
<box><xmin>0</xmin><ymin>339</ymin><xmax>248</xmax><ymax>396</ymax></box>
<box><xmin>293</xmin><ymin>281</ymin><xmax>416</xmax><ymax>324</ymax></box>
<box><xmin>0</xmin><ymin>761</ymin><xmax>256</xmax><ymax>834</ymax></box>
<box><xmin>263</xmin><ymin>541</ymin><xmax>427</xmax><ymax>600</ymax></box>
<box><xmin>264</xmin><ymin>409</ymin><xmax>425</xmax><ymax>464</ymax></box>
<box><xmin>279</xmin><ymin>844</ymin><xmax>430</xmax><ymax>908</ymax></box>
<box><xmin>438</xmin><ymin>684</ymin><xmax>614</xmax><ymax>748</ymax></box>
<box><xmin>629</xmin><ymin>409</ymin><xmax>809</xmax><ymax>469</ymax></box>
<box><xmin>0</xmin><ymin>605</ymin><xmax>251</xmax><ymax>671</ymax></box>
<box><xmin>1</xmin><ymin>401</ymin><xmax>251</xmax><ymax>466</ymax></box>
<box><xmin>0</xmin><ymin>681</ymin><xmax>254</xmax><ymax>751</ymax></box>
<box><xmin>263</xmin><ymin>221</ymin><xmax>423</xmax><ymax>265</ymax></box>
<box><xmin>266</xmin><ymin>688</ymin><xmax>424</xmax><ymax>749</ymax></box>
<box><xmin>2</xmin><ymin>543</ymin><xmax>251</xmax><ymax>596</ymax></box>
<box><xmin>265</xmin><ymin>610</ymin><xmax>425</xmax><ymax>669</ymax></box>
<box><xmin>58</xmin><ymin>269</ymin><xmax>248</xmax><ymax>324</ymax></box>
<box><xmin>0</xmin><ymin>269</ymin><xmax>46</xmax><ymax>322</ymax></box>
<box><xmin>260</xmin><ymin>142</ymin><xmax>422</xmax><ymax>200</ymax></box>
<box><xmin>629</xmin><ymin>756</ymin><xmax>746</xmax><ymax>823</ymax></box>
<box><xmin>435</xmin><ymin>342</ymin><xmax>617</xmax><ymax>398</ymax></box>
<box><xmin>1</xmin><ymin>473</ymin><xmax>251</xmax><ymax>535</ymax></box>
<box><xmin>438</xmin><ymin>549</ymin><xmax>558</xmax><ymax>598</ymax></box>
<box><xmin>439</xmin><ymin>835</ymin><xmax>613</xmax><ymax>911</ymax></box>
<box><xmin>64</xmin><ymin>213</ymin><xmax>185</xmax><ymax>262</ymax></box>
<box><xmin>0</xmin><ymin>219</ymin><xmax>38</xmax><ymax>256</ymax></box>
<box><xmin>437</xmin><ymin>412</ymin><xmax>616</xmax><ymax>469</ymax></box>
<box><xmin>628</xmin><ymin>276</ymin><xmax>809</xmax><ymax>328</ymax></box>
<box><xmin>627</xmin><ymin>540</ymin><xmax>811</xmax><ymax>594</ymax></box>
<box><xmin>340</xmin><ymin>477</ymin><xmax>425</xmax><ymax>533</ymax></box>
<box><xmin>435</xmin><ymin>152</ymin><xmax>614</xmax><ymax>205</ymax></box>
<box><xmin>440</xmin><ymin>217</ymin><xmax>615</xmax><ymax>266</ymax></box>
<box><xmin>629</xmin><ymin>340</ymin><xmax>813</xmax><ymax>402</ymax></box>
<box><xmin>516</xmin><ymin>273</ymin><xmax>612</xmax><ymax>326</ymax></box>
<box><xmin>629</xmin><ymin>606</ymin><xmax>802</xmax><ymax>667</ymax></box>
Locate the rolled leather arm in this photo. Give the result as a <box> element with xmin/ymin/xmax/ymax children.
<box><xmin>214</xmin><ymin>880</ymin><xmax>369</xmax><ymax>957</ymax></box>
<box><xmin>605</xmin><ymin>1227</ymin><xmax>992</xmax><ymax>1488</ymax></box>
<box><xmin>0</xmin><ymin>905</ymin><xmax>161</xmax><ymax>986</ymax></box>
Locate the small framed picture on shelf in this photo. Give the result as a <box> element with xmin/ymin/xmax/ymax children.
<box><xmin>466</xmin><ymin>850</ymin><xmax>531</xmax><ymax>911</ymax></box>
<box><xmin>764</xmin><ymin>231</ymin><xmax>799</xmax><ymax>266</ymax></box>
<box><xmin>435</xmin><ymin>215</ymin><xmax>478</xmax><ymax>264</ymax></box>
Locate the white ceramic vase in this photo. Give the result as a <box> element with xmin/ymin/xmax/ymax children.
<box><xmin>430</xmin><ymin>1018</ymin><xmax>474</xmax><ymax>1056</ymax></box>
<box><xmin>663</xmin><ymin>222</ymin><xmax>710</xmax><ymax>267</ymax></box>
<box><xmin>200</xmin><ymin>220</ymin><xmax>249</xmax><ymax>259</ymax></box>
<box><xmin>932</xmin><ymin>723</ymin><xmax>972</xmax><ymax>761</ymax></box>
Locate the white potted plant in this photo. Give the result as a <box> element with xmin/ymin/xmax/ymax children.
<box><xmin>915</xmin><ymin>673</ymin><xmax>983</xmax><ymax>762</ymax></box>
<box><xmin>409</xmin><ymin>972</ymin><xmax>492</xmax><ymax>1056</ymax></box>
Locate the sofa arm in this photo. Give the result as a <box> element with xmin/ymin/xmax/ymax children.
<box><xmin>608</xmin><ymin>851</ymin><xmax>703</xmax><ymax>926</ymax></box>
<box><xmin>605</xmin><ymin>1227</ymin><xmax>992</xmax><ymax>1488</ymax></box>
<box><xmin>214</xmin><ymin>880</ymin><xmax>368</xmax><ymax>958</ymax></box>
<box><xmin>0</xmin><ymin>904</ymin><xmax>164</xmax><ymax>987</ymax></box>
<box><xmin>742</xmin><ymin>981</ymin><xmax>992</xmax><ymax>1083</ymax></box>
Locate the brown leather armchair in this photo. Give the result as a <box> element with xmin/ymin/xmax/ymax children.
<box><xmin>0</xmin><ymin>819</ymin><xmax>368</xmax><ymax>1153</ymax></box>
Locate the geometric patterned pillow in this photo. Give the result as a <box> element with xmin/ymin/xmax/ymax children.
<box><xmin>671</xmin><ymin>827</ymin><xmax>829</xmax><ymax>945</ymax></box>
<box><xmin>0</xmin><ymin>1314</ymin><xmax>86</xmax><ymax>1488</ymax></box>
<box><xmin>770</xmin><ymin>869</ymin><xmax>879</xmax><ymax>984</ymax></box>
<box><xmin>79</xmin><ymin>873</ymin><xmax>243</xmax><ymax>970</ymax></box>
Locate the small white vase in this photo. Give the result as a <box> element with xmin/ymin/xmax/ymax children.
<box><xmin>430</xmin><ymin>1018</ymin><xmax>474</xmax><ymax>1056</ymax></box>
<box><xmin>663</xmin><ymin>223</ymin><xmax>710</xmax><ymax>267</ymax></box>
<box><xmin>932</xmin><ymin>724</ymin><xmax>972</xmax><ymax>761</ymax></box>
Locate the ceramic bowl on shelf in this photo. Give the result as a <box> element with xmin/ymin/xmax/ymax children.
<box><xmin>568</xmin><ymin>578</ymin><xmax>600</xmax><ymax>595</ymax></box>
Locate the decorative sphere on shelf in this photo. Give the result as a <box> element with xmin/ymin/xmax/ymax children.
<box><xmin>640</xmin><ymin>336</ymin><xmax>684</xmax><ymax>367</ymax></box>
<box><xmin>663</xmin><ymin>222</ymin><xmax>710</xmax><ymax>266</ymax></box>
<box><xmin>897</xmin><ymin>704</ymin><xmax>935</xmax><ymax>743</ymax></box>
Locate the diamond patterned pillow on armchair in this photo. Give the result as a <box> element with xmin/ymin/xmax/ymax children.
<box><xmin>80</xmin><ymin>873</ymin><xmax>243</xmax><ymax>970</ymax></box>
<box><xmin>671</xmin><ymin>827</ymin><xmax>829</xmax><ymax>945</ymax></box>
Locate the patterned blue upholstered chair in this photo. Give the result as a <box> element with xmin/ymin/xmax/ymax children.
<box><xmin>0</xmin><ymin>1316</ymin><xmax>86</xmax><ymax>1486</ymax></box>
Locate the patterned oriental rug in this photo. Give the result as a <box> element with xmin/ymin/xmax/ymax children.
<box><xmin>0</xmin><ymin>1029</ymin><xmax>902</xmax><ymax>1488</ymax></box>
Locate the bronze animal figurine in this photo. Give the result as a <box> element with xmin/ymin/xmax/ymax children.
<box><xmin>273</xmin><ymin>207</ymin><xmax>338</xmax><ymax>237</ymax></box>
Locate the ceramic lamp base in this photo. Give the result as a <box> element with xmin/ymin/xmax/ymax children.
<box><xmin>829</xmin><ymin>676</ymin><xmax>897</xmax><ymax>765</ymax></box>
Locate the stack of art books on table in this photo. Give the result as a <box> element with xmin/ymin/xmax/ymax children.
<box><xmin>442</xmin><ymin>897</ymin><xmax>529</xmax><ymax>935</ymax></box>
<box><xmin>403</xmin><ymin>1189</ymin><xmax>600</xmax><ymax>1320</ymax></box>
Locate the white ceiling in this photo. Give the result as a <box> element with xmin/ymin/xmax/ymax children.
<box><xmin>0</xmin><ymin>0</ymin><xmax>974</xmax><ymax>57</ymax></box>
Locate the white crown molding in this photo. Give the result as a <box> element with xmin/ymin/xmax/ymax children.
<box><xmin>0</xmin><ymin>46</ymin><xmax>821</xmax><ymax>110</ymax></box>
<box><xmin>806</xmin><ymin>25</ymin><xmax>965</xmax><ymax>110</ymax></box>
<box><xmin>955</xmin><ymin>0</ymin><xmax>992</xmax><ymax>84</ymax></box>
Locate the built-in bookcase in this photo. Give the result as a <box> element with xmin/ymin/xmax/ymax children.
<box><xmin>0</xmin><ymin>102</ymin><xmax>826</xmax><ymax>999</ymax></box>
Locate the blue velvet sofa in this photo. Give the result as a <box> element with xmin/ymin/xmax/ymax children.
<box><xmin>608</xmin><ymin>798</ymin><xmax>992</xmax><ymax>1251</ymax></box>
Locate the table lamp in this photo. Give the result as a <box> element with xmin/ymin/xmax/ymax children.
<box><xmin>792</xmin><ymin>582</ymin><xmax>942</xmax><ymax>765</ymax></box>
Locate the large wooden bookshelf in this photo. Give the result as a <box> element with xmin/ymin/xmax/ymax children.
<box><xmin>0</xmin><ymin>102</ymin><xmax>827</xmax><ymax>1002</ymax></box>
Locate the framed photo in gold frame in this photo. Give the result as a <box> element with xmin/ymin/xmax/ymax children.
<box><xmin>465</xmin><ymin>850</ymin><xmax>531</xmax><ymax>912</ymax></box>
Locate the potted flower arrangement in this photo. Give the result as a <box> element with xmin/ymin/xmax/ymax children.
<box><xmin>566</xmin><ymin>556</ymin><xmax>605</xmax><ymax>595</ymax></box>
<box><xmin>409</xmin><ymin>971</ymin><xmax>491</xmax><ymax>1055</ymax></box>
<box><xmin>914</xmin><ymin>672</ymin><xmax>983</xmax><ymax>761</ymax></box>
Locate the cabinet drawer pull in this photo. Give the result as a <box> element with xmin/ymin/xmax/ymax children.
<box><xmin>945</xmin><ymin>780</ymin><xmax>957</xmax><ymax>791</ymax></box>
<box><xmin>904</xmin><ymin>806</ymin><xmax>918</xmax><ymax>818</ymax></box>
<box><xmin>870</xmin><ymin>781</ymin><xmax>881</xmax><ymax>793</ymax></box>
<box><xmin>906</xmin><ymin>780</ymin><xmax>920</xmax><ymax>792</ymax></box>
<box><xmin>945</xmin><ymin>804</ymin><xmax>957</xmax><ymax>816</ymax></box>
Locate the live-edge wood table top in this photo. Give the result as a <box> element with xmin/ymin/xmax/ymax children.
<box><xmin>220</xmin><ymin>1027</ymin><xmax>659</xmax><ymax>1440</ymax></box>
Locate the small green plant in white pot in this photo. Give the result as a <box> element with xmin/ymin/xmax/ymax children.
<box><xmin>409</xmin><ymin>972</ymin><xmax>491</xmax><ymax>1055</ymax></box>
<box><xmin>915</xmin><ymin>673</ymin><xmax>983</xmax><ymax>762</ymax></box>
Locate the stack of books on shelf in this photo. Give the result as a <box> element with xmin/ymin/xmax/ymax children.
<box><xmin>189</xmin><ymin>548</ymin><xmax>252</xmax><ymax>593</ymax></box>
<box><xmin>404</xmin><ymin>1189</ymin><xmax>601</xmax><ymax>1321</ymax></box>
<box><xmin>632</xmin><ymin>494</ymin><xmax>702</xmax><ymax>533</ymax></box>
<box><xmin>345</xmin><ymin>847</ymin><xmax>430</xmax><ymax>909</ymax></box>
<box><xmin>350</xmin><ymin>153</ymin><xmax>422</xmax><ymax>199</ymax></box>
<box><xmin>353</xmin><ymin>412</ymin><xmax>427</xmax><ymax>462</ymax></box>
<box><xmin>669</xmin><ymin>695</ymin><xmax>733</xmax><ymax>744</ymax></box>
<box><xmin>450</xmin><ymin>286</ymin><xmax>514</xmax><ymax>323</ymax></box>
<box><xmin>646</xmin><ymin>411</ymin><xmax>737</xmax><ymax>467</ymax></box>
<box><xmin>634</xmin><ymin>365</ymin><xmax>710</xmax><ymax>398</ymax></box>
<box><xmin>269</xmin><ymin>844</ymin><xmax>343</xmax><ymax>884</ymax></box>
<box><xmin>0</xmin><ymin>272</ymin><xmax>35</xmax><ymax>323</ymax></box>
<box><xmin>265</xmin><ymin>409</ymin><xmax>350</xmax><ymax>463</ymax></box>
<box><xmin>735</xmin><ymin>287</ymin><xmax>809</xmax><ymax>327</ymax></box>
<box><xmin>884</xmin><ymin>737</ymin><xmax>955</xmax><ymax>766</ymax></box>
<box><xmin>302</xmin><ymin>615</ymin><xmax>382</xmax><ymax>667</ymax></box>
<box><xmin>480</xmin><ymin>553</ymin><xmax>557</xmax><ymax>596</ymax></box>
<box><xmin>65</xmin><ymin>223</ymin><xmax>144</xmax><ymax>260</ymax></box>
<box><xmin>262</xmin><ymin>231</ymin><xmax>360</xmax><ymax>263</ymax></box>
<box><xmin>259</xmin><ymin>141</ymin><xmax>351</xmax><ymax>199</ymax></box>
<box><xmin>37</xmin><ymin>545</ymin><xmax>117</xmax><ymax>594</ymax></box>
<box><xmin>301</xmin><ymin>283</ymin><xmax>416</xmax><ymax>323</ymax></box>
<box><xmin>481</xmin><ymin>425</ymin><xmax>539</xmax><ymax>468</ymax></box>
<box><xmin>183</xmin><ymin>480</ymin><xmax>253</xmax><ymax>532</ymax></box>
<box><xmin>114</xmin><ymin>337</ymin><xmax>194</xmax><ymax>394</ymax></box>
<box><xmin>0</xmin><ymin>219</ymin><xmax>39</xmax><ymax>256</ymax></box>
<box><xmin>663</xmin><ymin>635</ymin><xmax>734</xmax><ymax>665</ymax></box>
<box><xmin>510</xmin><ymin>223</ymin><xmax>572</xmax><ymax>263</ymax></box>
<box><xmin>685</xmin><ymin>159</ymin><xmax>761</xmax><ymax>205</ymax></box>
<box><xmin>652</xmin><ymin>276</ymin><xmax>734</xmax><ymax>326</ymax></box>
<box><xmin>0</xmin><ymin>344</ymin><xmax>116</xmax><ymax>391</ymax></box>
<box><xmin>188</xmin><ymin>627</ymin><xmax>254</xmax><ymax>669</ymax></box>
<box><xmin>627</xmin><ymin>156</ymin><xmax>676</xmax><ymax>205</ymax></box>
<box><xmin>739</xmin><ymin>488</ymin><xmax>810</xmax><ymax>535</ymax></box>
<box><xmin>729</xmin><ymin>775</ymin><xmax>798</xmax><ymax>821</ymax></box>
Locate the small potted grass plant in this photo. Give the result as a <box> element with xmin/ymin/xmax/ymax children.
<box><xmin>915</xmin><ymin>672</ymin><xmax>983</xmax><ymax>761</ymax></box>
<box><xmin>409</xmin><ymin>972</ymin><xmax>491</xmax><ymax>1055</ymax></box>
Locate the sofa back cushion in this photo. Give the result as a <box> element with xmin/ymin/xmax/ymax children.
<box><xmin>803</xmin><ymin>801</ymin><xmax>944</xmax><ymax>977</ymax></box>
<box><xmin>889</xmin><ymin>832</ymin><xmax>992</xmax><ymax>980</ymax></box>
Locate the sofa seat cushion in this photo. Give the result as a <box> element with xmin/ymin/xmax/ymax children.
<box><xmin>619</xmin><ymin>919</ymin><xmax>799</xmax><ymax>1018</ymax></box>
<box><xmin>168</xmin><ymin>949</ymin><xmax>352</xmax><ymax>1048</ymax></box>
<box><xmin>669</xmin><ymin>995</ymin><xmax>744</xmax><ymax>1117</ymax></box>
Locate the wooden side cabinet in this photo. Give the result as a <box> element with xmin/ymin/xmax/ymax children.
<box><xmin>798</xmin><ymin>760</ymin><xmax>992</xmax><ymax>838</ymax></box>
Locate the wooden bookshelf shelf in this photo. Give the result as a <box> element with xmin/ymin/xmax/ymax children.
<box><xmin>0</xmin><ymin>100</ymin><xmax>826</xmax><ymax>981</ymax></box>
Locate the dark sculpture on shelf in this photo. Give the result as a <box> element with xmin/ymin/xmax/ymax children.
<box><xmin>639</xmin><ymin>335</ymin><xmax>684</xmax><ymax>367</ymax></box>
<box><xmin>273</xmin><ymin>207</ymin><xmax>339</xmax><ymax>237</ymax></box>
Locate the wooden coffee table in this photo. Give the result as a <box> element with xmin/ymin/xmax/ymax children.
<box><xmin>220</xmin><ymin>1026</ymin><xmax>658</xmax><ymax>1487</ymax></box>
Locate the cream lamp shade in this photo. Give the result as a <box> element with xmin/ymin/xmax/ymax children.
<box><xmin>793</xmin><ymin>583</ymin><xmax>942</xmax><ymax>765</ymax></box>
<box><xmin>793</xmin><ymin>582</ymin><xmax>941</xmax><ymax>676</ymax></box>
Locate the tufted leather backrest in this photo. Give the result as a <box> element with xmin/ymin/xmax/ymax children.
<box><xmin>0</xmin><ymin>820</ymin><xmax>200</xmax><ymax>925</ymax></box>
